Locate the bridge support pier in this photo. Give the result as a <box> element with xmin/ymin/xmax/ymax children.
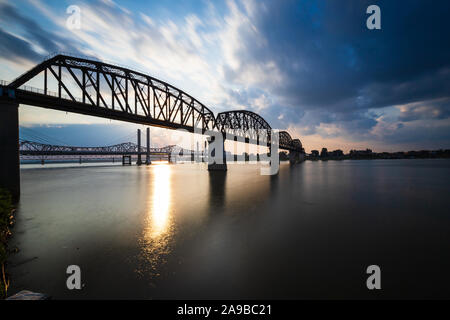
<box><xmin>289</xmin><ymin>151</ymin><xmax>304</xmax><ymax>164</ymax></box>
<box><xmin>0</xmin><ymin>101</ymin><xmax>20</xmax><ymax>201</ymax></box>
<box><xmin>256</xmin><ymin>136</ymin><xmax>260</xmax><ymax>162</ymax></box>
<box><xmin>122</xmin><ymin>155</ymin><xmax>132</xmax><ymax>165</ymax></box>
<box><xmin>244</xmin><ymin>137</ymin><xmax>250</xmax><ymax>162</ymax></box>
<box><xmin>145</xmin><ymin>127</ymin><xmax>151</xmax><ymax>165</ymax></box>
<box><xmin>207</xmin><ymin>133</ymin><xmax>227</xmax><ymax>171</ymax></box>
<box><xmin>136</xmin><ymin>129</ymin><xmax>142</xmax><ymax>166</ymax></box>
<box><xmin>289</xmin><ymin>151</ymin><xmax>296</xmax><ymax>164</ymax></box>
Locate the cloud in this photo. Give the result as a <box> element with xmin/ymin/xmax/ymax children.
<box><xmin>212</xmin><ymin>0</ymin><xmax>450</xmax><ymax>149</ymax></box>
<box><xmin>0</xmin><ymin>28</ymin><xmax>41</xmax><ymax>63</ymax></box>
<box><xmin>0</xmin><ymin>2</ymin><xmax>83</xmax><ymax>57</ymax></box>
<box><xmin>238</xmin><ymin>0</ymin><xmax>450</xmax><ymax>112</ymax></box>
<box><xmin>398</xmin><ymin>98</ymin><xmax>450</xmax><ymax>122</ymax></box>
<box><xmin>371</xmin><ymin>117</ymin><xmax>450</xmax><ymax>146</ymax></box>
<box><xmin>1</xmin><ymin>0</ymin><xmax>449</xmax><ymax>151</ymax></box>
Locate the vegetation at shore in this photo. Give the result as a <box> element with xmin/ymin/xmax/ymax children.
<box><xmin>0</xmin><ymin>188</ymin><xmax>14</xmax><ymax>299</ymax></box>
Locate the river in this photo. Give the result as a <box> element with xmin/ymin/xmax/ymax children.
<box><xmin>7</xmin><ymin>159</ymin><xmax>450</xmax><ymax>299</ymax></box>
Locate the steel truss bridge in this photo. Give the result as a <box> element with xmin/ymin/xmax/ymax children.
<box><xmin>1</xmin><ymin>53</ymin><xmax>305</xmax><ymax>198</ymax></box>
<box><xmin>1</xmin><ymin>54</ymin><xmax>303</xmax><ymax>152</ymax></box>
<box><xmin>19</xmin><ymin>140</ymin><xmax>190</xmax><ymax>157</ymax></box>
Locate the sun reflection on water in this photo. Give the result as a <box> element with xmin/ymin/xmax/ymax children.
<box><xmin>149</xmin><ymin>164</ymin><xmax>171</xmax><ymax>237</ymax></box>
<box><xmin>137</xmin><ymin>163</ymin><xmax>175</xmax><ymax>278</ymax></box>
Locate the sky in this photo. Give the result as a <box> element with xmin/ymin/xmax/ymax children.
<box><xmin>0</xmin><ymin>0</ymin><xmax>449</xmax><ymax>152</ymax></box>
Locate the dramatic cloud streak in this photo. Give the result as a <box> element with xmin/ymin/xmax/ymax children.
<box><xmin>0</xmin><ymin>0</ymin><xmax>449</xmax><ymax>151</ymax></box>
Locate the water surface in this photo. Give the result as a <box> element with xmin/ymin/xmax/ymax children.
<box><xmin>8</xmin><ymin>160</ymin><xmax>450</xmax><ymax>299</ymax></box>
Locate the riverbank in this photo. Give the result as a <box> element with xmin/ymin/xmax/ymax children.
<box><xmin>0</xmin><ymin>189</ymin><xmax>14</xmax><ymax>299</ymax></box>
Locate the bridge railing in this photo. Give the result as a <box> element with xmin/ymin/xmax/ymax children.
<box><xmin>41</xmin><ymin>52</ymin><xmax>175</xmax><ymax>88</ymax></box>
<box><xmin>1</xmin><ymin>79</ymin><xmax>96</xmax><ymax>104</ymax></box>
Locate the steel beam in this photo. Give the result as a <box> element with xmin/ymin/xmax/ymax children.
<box><xmin>136</xmin><ymin>129</ymin><xmax>142</xmax><ymax>165</ymax></box>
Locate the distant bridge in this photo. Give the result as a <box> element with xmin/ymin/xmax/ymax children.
<box><xmin>19</xmin><ymin>140</ymin><xmax>187</xmax><ymax>156</ymax></box>
<box><xmin>19</xmin><ymin>139</ymin><xmax>196</xmax><ymax>165</ymax></box>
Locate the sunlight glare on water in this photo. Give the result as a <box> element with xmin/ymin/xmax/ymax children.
<box><xmin>8</xmin><ymin>160</ymin><xmax>450</xmax><ymax>299</ymax></box>
<box><xmin>138</xmin><ymin>163</ymin><xmax>174</xmax><ymax>277</ymax></box>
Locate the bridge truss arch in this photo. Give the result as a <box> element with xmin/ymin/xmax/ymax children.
<box><xmin>279</xmin><ymin>131</ymin><xmax>303</xmax><ymax>152</ymax></box>
<box><xmin>216</xmin><ymin>110</ymin><xmax>272</xmax><ymax>143</ymax></box>
<box><xmin>279</xmin><ymin>131</ymin><xmax>293</xmax><ymax>150</ymax></box>
<box><xmin>9</xmin><ymin>54</ymin><xmax>216</xmax><ymax>132</ymax></box>
<box><xmin>3</xmin><ymin>53</ymin><xmax>304</xmax><ymax>152</ymax></box>
<box><xmin>18</xmin><ymin>140</ymin><xmax>190</xmax><ymax>156</ymax></box>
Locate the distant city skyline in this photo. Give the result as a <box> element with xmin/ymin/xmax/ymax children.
<box><xmin>1</xmin><ymin>0</ymin><xmax>450</xmax><ymax>152</ymax></box>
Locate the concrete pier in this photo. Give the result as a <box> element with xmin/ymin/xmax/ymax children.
<box><xmin>257</xmin><ymin>135</ymin><xmax>260</xmax><ymax>162</ymax></box>
<box><xmin>244</xmin><ymin>137</ymin><xmax>250</xmax><ymax>162</ymax></box>
<box><xmin>122</xmin><ymin>155</ymin><xmax>132</xmax><ymax>165</ymax></box>
<box><xmin>289</xmin><ymin>151</ymin><xmax>305</xmax><ymax>164</ymax></box>
<box><xmin>136</xmin><ymin>129</ymin><xmax>142</xmax><ymax>165</ymax></box>
<box><xmin>145</xmin><ymin>127</ymin><xmax>151</xmax><ymax>165</ymax></box>
<box><xmin>0</xmin><ymin>101</ymin><xmax>20</xmax><ymax>201</ymax></box>
<box><xmin>289</xmin><ymin>151</ymin><xmax>296</xmax><ymax>164</ymax></box>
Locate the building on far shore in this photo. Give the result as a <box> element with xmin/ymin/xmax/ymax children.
<box><xmin>305</xmin><ymin>148</ymin><xmax>450</xmax><ymax>161</ymax></box>
<box><xmin>349</xmin><ymin>149</ymin><xmax>372</xmax><ymax>159</ymax></box>
<box><xmin>328</xmin><ymin>149</ymin><xmax>344</xmax><ymax>157</ymax></box>
<box><xmin>310</xmin><ymin>150</ymin><xmax>319</xmax><ymax>157</ymax></box>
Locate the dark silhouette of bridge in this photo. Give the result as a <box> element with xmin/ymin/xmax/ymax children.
<box><xmin>19</xmin><ymin>139</ymin><xmax>195</xmax><ymax>163</ymax></box>
<box><xmin>0</xmin><ymin>54</ymin><xmax>305</xmax><ymax>199</ymax></box>
<box><xmin>19</xmin><ymin>139</ymin><xmax>186</xmax><ymax>156</ymax></box>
